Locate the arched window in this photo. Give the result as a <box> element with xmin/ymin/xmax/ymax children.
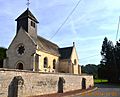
<box><xmin>53</xmin><ymin>59</ymin><xmax>56</xmax><ymax>69</ymax></box>
<box><xmin>16</xmin><ymin>63</ymin><xmax>23</xmax><ymax>70</ymax></box>
<box><xmin>44</xmin><ymin>57</ymin><xmax>48</xmax><ymax>68</ymax></box>
<box><xmin>74</xmin><ymin>59</ymin><xmax>77</xmax><ymax>65</ymax></box>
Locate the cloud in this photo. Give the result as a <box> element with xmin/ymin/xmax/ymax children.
<box><xmin>1</xmin><ymin>0</ymin><xmax>120</xmax><ymax>65</ymax></box>
<box><xmin>104</xmin><ymin>0</ymin><xmax>120</xmax><ymax>10</ymax></box>
<box><xmin>70</xmin><ymin>20</ymin><xmax>77</xmax><ymax>34</ymax></box>
<box><xmin>99</xmin><ymin>24</ymin><xmax>117</xmax><ymax>30</ymax></box>
<box><xmin>60</xmin><ymin>33</ymin><xmax>111</xmax><ymax>42</ymax></box>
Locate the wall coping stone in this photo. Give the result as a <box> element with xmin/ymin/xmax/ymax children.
<box><xmin>0</xmin><ymin>68</ymin><xmax>93</xmax><ymax>76</ymax></box>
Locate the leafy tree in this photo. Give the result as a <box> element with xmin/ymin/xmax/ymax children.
<box><xmin>0</xmin><ymin>47</ymin><xmax>7</xmax><ymax>68</ymax></box>
<box><xmin>81</xmin><ymin>64</ymin><xmax>98</xmax><ymax>79</ymax></box>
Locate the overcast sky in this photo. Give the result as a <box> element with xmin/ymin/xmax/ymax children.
<box><xmin>0</xmin><ymin>0</ymin><xmax>120</xmax><ymax>65</ymax></box>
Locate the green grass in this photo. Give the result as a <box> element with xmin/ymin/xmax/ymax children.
<box><xmin>94</xmin><ymin>79</ymin><xmax>108</xmax><ymax>83</ymax></box>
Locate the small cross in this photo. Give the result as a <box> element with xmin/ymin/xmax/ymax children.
<box><xmin>26</xmin><ymin>0</ymin><xmax>30</xmax><ymax>8</ymax></box>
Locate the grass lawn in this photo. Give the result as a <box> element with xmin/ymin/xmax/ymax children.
<box><xmin>94</xmin><ymin>79</ymin><xmax>108</xmax><ymax>83</ymax></box>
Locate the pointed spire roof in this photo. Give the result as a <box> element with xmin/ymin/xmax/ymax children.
<box><xmin>15</xmin><ymin>8</ymin><xmax>39</xmax><ymax>23</ymax></box>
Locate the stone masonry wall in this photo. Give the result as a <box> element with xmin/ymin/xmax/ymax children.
<box><xmin>0</xmin><ymin>68</ymin><xmax>94</xmax><ymax>97</ymax></box>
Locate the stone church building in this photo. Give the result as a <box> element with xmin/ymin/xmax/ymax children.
<box><xmin>4</xmin><ymin>8</ymin><xmax>81</xmax><ymax>74</ymax></box>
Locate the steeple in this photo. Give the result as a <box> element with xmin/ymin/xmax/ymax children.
<box><xmin>15</xmin><ymin>8</ymin><xmax>39</xmax><ymax>39</ymax></box>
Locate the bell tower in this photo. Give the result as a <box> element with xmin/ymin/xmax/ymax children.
<box><xmin>15</xmin><ymin>8</ymin><xmax>39</xmax><ymax>39</ymax></box>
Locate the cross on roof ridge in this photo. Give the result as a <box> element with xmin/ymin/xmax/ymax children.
<box><xmin>26</xmin><ymin>0</ymin><xmax>30</xmax><ymax>8</ymax></box>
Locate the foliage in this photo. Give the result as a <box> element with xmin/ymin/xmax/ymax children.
<box><xmin>114</xmin><ymin>40</ymin><xmax>120</xmax><ymax>81</ymax></box>
<box><xmin>94</xmin><ymin>79</ymin><xmax>108</xmax><ymax>83</ymax></box>
<box><xmin>99</xmin><ymin>37</ymin><xmax>120</xmax><ymax>82</ymax></box>
<box><xmin>0</xmin><ymin>47</ymin><xmax>7</xmax><ymax>68</ymax></box>
<box><xmin>81</xmin><ymin>64</ymin><xmax>98</xmax><ymax>79</ymax></box>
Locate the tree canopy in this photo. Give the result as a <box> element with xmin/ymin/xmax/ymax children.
<box><xmin>99</xmin><ymin>37</ymin><xmax>120</xmax><ymax>82</ymax></box>
<box><xmin>81</xmin><ymin>64</ymin><xmax>98</xmax><ymax>79</ymax></box>
<box><xmin>0</xmin><ymin>47</ymin><xmax>7</xmax><ymax>68</ymax></box>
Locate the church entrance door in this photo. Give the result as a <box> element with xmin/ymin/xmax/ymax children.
<box><xmin>16</xmin><ymin>63</ymin><xmax>23</xmax><ymax>70</ymax></box>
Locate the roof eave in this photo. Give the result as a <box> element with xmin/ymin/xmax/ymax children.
<box><xmin>15</xmin><ymin>16</ymin><xmax>39</xmax><ymax>23</ymax></box>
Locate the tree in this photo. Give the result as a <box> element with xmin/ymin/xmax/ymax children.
<box><xmin>100</xmin><ymin>37</ymin><xmax>108</xmax><ymax>65</ymax></box>
<box><xmin>98</xmin><ymin>64</ymin><xmax>106</xmax><ymax>79</ymax></box>
<box><xmin>0</xmin><ymin>47</ymin><xmax>7</xmax><ymax>68</ymax></box>
<box><xmin>101</xmin><ymin>37</ymin><xmax>114</xmax><ymax>65</ymax></box>
<box><xmin>81</xmin><ymin>64</ymin><xmax>98</xmax><ymax>79</ymax></box>
<box><xmin>99</xmin><ymin>37</ymin><xmax>118</xmax><ymax>82</ymax></box>
<box><xmin>114</xmin><ymin>40</ymin><xmax>120</xmax><ymax>81</ymax></box>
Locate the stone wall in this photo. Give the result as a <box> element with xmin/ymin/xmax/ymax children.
<box><xmin>4</xmin><ymin>28</ymin><xmax>36</xmax><ymax>70</ymax></box>
<box><xmin>0</xmin><ymin>68</ymin><xmax>94</xmax><ymax>97</ymax></box>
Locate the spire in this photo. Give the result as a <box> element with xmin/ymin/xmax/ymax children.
<box><xmin>15</xmin><ymin>8</ymin><xmax>39</xmax><ymax>23</ymax></box>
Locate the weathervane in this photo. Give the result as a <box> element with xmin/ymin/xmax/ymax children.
<box><xmin>26</xmin><ymin>0</ymin><xmax>30</xmax><ymax>8</ymax></box>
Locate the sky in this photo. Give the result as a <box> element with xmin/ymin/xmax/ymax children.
<box><xmin>0</xmin><ymin>0</ymin><xmax>120</xmax><ymax>65</ymax></box>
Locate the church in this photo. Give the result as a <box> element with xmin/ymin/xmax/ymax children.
<box><xmin>4</xmin><ymin>8</ymin><xmax>81</xmax><ymax>74</ymax></box>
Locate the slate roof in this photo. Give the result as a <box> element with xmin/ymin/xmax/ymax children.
<box><xmin>15</xmin><ymin>8</ymin><xmax>39</xmax><ymax>23</ymax></box>
<box><xmin>36</xmin><ymin>36</ymin><xmax>60</xmax><ymax>56</ymax></box>
<box><xmin>59</xmin><ymin>47</ymin><xmax>73</xmax><ymax>59</ymax></box>
<box><xmin>35</xmin><ymin>36</ymin><xmax>73</xmax><ymax>58</ymax></box>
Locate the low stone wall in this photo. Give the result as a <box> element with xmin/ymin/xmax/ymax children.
<box><xmin>0</xmin><ymin>68</ymin><xmax>94</xmax><ymax>97</ymax></box>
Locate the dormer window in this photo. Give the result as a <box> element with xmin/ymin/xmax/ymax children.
<box><xmin>31</xmin><ymin>21</ymin><xmax>35</xmax><ymax>28</ymax></box>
